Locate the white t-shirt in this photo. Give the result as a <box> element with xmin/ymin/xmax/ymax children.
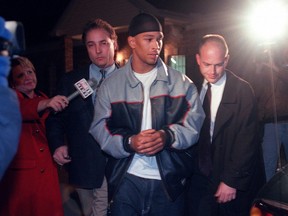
<box><xmin>127</xmin><ymin>67</ymin><xmax>161</xmax><ymax>180</ymax></box>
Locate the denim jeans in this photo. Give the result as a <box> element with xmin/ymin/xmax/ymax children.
<box><xmin>109</xmin><ymin>173</ymin><xmax>185</xmax><ymax>216</ymax></box>
<box><xmin>262</xmin><ymin>123</ymin><xmax>288</xmax><ymax>181</ymax></box>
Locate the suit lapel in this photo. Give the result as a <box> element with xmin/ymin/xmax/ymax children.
<box><xmin>81</xmin><ymin>67</ymin><xmax>94</xmax><ymax>117</ymax></box>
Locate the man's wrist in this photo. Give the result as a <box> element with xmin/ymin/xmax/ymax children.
<box><xmin>161</xmin><ymin>127</ymin><xmax>175</xmax><ymax>148</ymax></box>
<box><xmin>123</xmin><ymin>135</ymin><xmax>135</xmax><ymax>153</ymax></box>
<box><xmin>128</xmin><ymin>135</ymin><xmax>133</xmax><ymax>145</ymax></box>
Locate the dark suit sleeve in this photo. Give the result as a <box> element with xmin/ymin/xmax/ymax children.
<box><xmin>45</xmin><ymin>74</ymin><xmax>73</xmax><ymax>154</ymax></box>
<box><xmin>221</xmin><ymin>79</ymin><xmax>260</xmax><ymax>190</ymax></box>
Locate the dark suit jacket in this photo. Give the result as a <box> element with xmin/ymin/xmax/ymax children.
<box><xmin>46</xmin><ymin>66</ymin><xmax>106</xmax><ymax>188</ymax></box>
<box><xmin>194</xmin><ymin>70</ymin><xmax>265</xmax><ymax>213</ymax></box>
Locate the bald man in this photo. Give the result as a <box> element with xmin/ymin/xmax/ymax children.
<box><xmin>187</xmin><ymin>34</ymin><xmax>265</xmax><ymax>216</ymax></box>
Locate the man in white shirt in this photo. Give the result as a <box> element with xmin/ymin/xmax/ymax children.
<box><xmin>89</xmin><ymin>13</ymin><xmax>205</xmax><ymax>216</ymax></box>
<box><xmin>187</xmin><ymin>34</ymin><xmax>265</xmax><ymax>216</ymax></box>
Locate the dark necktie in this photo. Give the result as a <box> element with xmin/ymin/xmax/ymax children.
<box><xmin>98</xmin><ymin>69</ymin><xmax>106</xmax><ymax>87</ymax></box>
<box><xmin>198</xmin><ymin>82</ymin><xmax>212</xmax><ymax>176</ymax></box>
<box><xmin>94</xmin><ymin>69</ymin><xmax>106</xmax><ymax>103</ymax></box>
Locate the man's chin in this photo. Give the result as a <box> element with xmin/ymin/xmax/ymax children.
<box><xmin>206</xmin><ymin>78</ymin><xmax>219</xmax><ymax>84</ymax></box>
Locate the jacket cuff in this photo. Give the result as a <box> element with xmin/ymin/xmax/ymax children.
<box><xmin>161</xmin><ymin>127</ymin><xmax>175</xmax><ymax>148</ymax></box>
<box><xmin>123</xmin><ymin>135</ymin><xmax>135</xmax><ymax>153</ymax></box>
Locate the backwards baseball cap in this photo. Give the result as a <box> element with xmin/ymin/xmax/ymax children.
<box><xmin>128</xmin><ymin>13</ymin><xmax>162</xmax><ymax>37</ymax></box>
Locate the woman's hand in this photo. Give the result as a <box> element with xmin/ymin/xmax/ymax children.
<box><xmin>38</xmin><ymin>95</ymin><xmax>69</xmax><ymax>112</ymax></box>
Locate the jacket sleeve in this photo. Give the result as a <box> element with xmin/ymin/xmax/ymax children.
<box><xmin>45</xmin><ymin>112</ymin><xmax>67</xmax><ymax>154</ymax></box>
<box><xmin>89</xmin><ymin>83</ymin><xmax>131</xmax><ymax>159</ymax></box>
<box><xmin>17</xmin><ymin>92</ymin><xmax>44</xmax><ymax>121</ymax></box>
<box><xmin>45</xmin><ymin>76</ymin><xmax>71</xmax><ymax>154</ymax></box>
<box><xmin>221</xmin><ymin>81</ymin><xmax>260</xmax><ymax>190</ymax></box>
<box><xmin>167</xmin><ymin>81</ymin><xmax>205</xmax><ymax>150</ymax></box>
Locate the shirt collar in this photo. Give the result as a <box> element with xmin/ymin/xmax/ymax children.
<box><xmin>90</xmin><ymin>63</ymin><xmax>116</xmax><ymax>75</ymax></box>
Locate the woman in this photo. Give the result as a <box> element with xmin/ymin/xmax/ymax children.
<box><xmin>0</xmin><ymin>56</ymin><xmax>68</xmax><ymax>216</ymax></box>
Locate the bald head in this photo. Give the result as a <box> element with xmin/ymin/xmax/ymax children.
<box><xmin>198</xmin><ymin>34</ymin><xmax>229</xmax><ymax>57</ymax></box>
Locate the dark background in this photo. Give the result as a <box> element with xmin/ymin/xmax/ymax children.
<box><xmin>0</xmin><ymin>0</ymin><xmax>247</xmax><ymax>47</ymax></box>
<box><xmin>0</xmin><ymin>0</ymin><xmax>71</xmax><ymax>46</ymax></box>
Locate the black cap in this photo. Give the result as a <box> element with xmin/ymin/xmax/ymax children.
<box><xmin>128</xmin><ymin>13</ymin><xmax>162</xmax><ymax>37</ymax></box>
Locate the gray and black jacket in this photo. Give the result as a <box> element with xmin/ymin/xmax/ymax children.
<box><xmin>89</xmin><ymin>56</ymin><xmax>205</xmax><ymax>201</ymax></box>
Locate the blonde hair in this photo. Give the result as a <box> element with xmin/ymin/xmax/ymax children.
<box><xmin>8</xmin><ymin>56</ymin><xmax>36</xmax><ymax>87</ymax></box>
<box><xmin>11</xmin><ymin>56</ymin><xmax>36</xmax><ymax>72</ymax></box>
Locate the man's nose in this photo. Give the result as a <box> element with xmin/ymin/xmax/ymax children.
<box><xmin>95</xmin><ymin>45</ymin><xmax>101</xmax><ymax>53</ymax></box>
<box><xmin>152</xmin><ymin>40</ymin><xmax>160</xmax><ymax>50</ymax></box>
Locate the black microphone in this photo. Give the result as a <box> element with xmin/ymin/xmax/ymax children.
<box><xmin>67</xmin><ymin>78</ymin><xmax>98</xmax><ymax>101</ymax></box>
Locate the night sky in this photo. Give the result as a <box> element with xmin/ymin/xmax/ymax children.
<box><xmin>0</xmin><ymin>0</ymin><xmax>71</xmax><ymax>46</ymax></box>
<box><xmin>0</xmin><ymin>0</ymin><xmax>247</xmax><ymax>48</ymax></box>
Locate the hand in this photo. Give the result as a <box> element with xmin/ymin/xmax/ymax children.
<box><xmin>38</xmin><ymin>95</ymin><xmax>69</xmax><ymax>112</ymax></box>
<box><xmin>130</xmin><ymin>129</ymin><xmax>166</xmax><ymax>155</ymax></box>
<box><xmin>53</xmin><ymin>145</ymin><xmax>71</xmax><ymax>166</ymax></box>
<box><xmin>214</xmin><ymin>182</ymin><xmax>236</xmax><ymax>203</ymax></box>
<box><xmin>46</xmin><ymin>95</ymin><xmax>69</xmax><ymax>112</ymax></box>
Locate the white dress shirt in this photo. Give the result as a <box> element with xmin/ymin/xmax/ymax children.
<box><xmin>200</xmin><ymin>73</ymin><xmax>226</xmax><ymax>140</ymax></box>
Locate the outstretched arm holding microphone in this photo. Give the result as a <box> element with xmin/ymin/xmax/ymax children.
<box><xmin>0</xmin><ymin>56</ymin><xmax>65</xmax><ymax>215</ymax></box>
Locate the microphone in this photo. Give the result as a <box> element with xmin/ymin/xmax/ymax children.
<box><xmin>67</xmin><ymin>78</ymin><xmax>98</xmax><ymax>101</ymax></box>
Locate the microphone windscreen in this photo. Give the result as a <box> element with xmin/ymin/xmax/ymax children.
<box><xmin>67</xmin><ymin>78</ymin><xmax>98</xmax><ymax>102</ymax></box>
<box><xmin>87</xmin><ymin>78</ymin><xmax>98</xmax><ymax>90</ymax></box>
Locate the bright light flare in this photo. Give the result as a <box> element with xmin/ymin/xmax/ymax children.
<box><xmin>247</xmin><ymin>0</ymin><xmax>288</xmax><ymax>44</ymax></box>
<box><xmin>116</xmin><ymin>52</ymin><xmax>124</xmax><ymax>63</ymax></box>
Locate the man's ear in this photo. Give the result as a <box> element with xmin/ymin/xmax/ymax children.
<box><xmin>113</xmin><ymin>40</ymin><xmax>118</xmax><ymax>51</ymax></box>
<box><xmin>196</xmin><ymin>53</ymin><xmax>201</xmax><ymax>65</ymax></box>
<box><xmin>128</xmin><ymin>36</ymin><xmax>135</xmax><ymax>49</ymax></box>
<box><xmin>224</xmin><ymin>54</ymin><xmax>230</xmax><ymax>67</ymax></box>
